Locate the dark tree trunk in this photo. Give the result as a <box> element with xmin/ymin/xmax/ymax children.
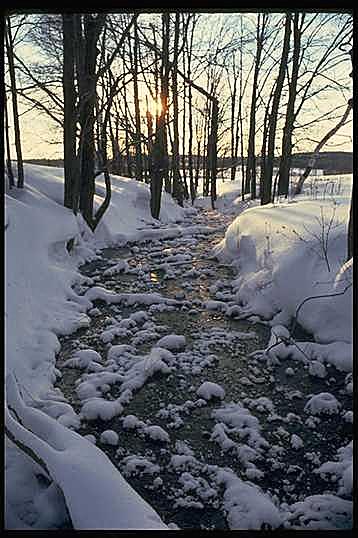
<box><xmin>4</xmin><ymin>96</ymin><xmax>15</xmax><ymax>188</ymax></box>
<box><xmin>146</xmin><ymin>97</ymin><xmax>154</xmax><ymax>184</ymax></box>
<box><xmin>278</xmin><ymin>13</ymin><xmax>301</xmax><ymax>197</ymax></box>
<box><xmin>195</xmin><ymin>141</ymin><xmax>201</xmax><ymax>191</ymax></box>
<box><xmin>246</xmin><ymin>14</ymin><xmax>267</xmax><ymax>200</ymax></box>
<box><xmin>181</xmin><ymin>37</ymin><xmax>188</xmax><ymax>198</ymax></box>
<box><xmin>348</xmin><ymin>190</ymin><xmax>353</xmax><ymax>260</ymax></box>
<box><xmin>131</xmin><ymin>20</ymin><xmax>143</xmax><ymax>182</ymax></box>
<box><xmin>203</xmin><ymin>99</ymin><xmax>211</xmax><ymax>197</ymax></box>
<box><xmin>172</xmin><ymin>12</ymin><xmax>183</xmax><ymax>206</ymax></box>
<box><xmin>209</xmin><ymin>99</ymin><xmax>219</xmax><ymax>209</ymax></box>
<box><xmin>347</xmin><ymin>46</ymin><xmax>353</xmax><ymax>261</ymax></box>
<box><xmin>187</xmin><ymin>20</ymin><xmax>195</xmax><ymax>203</ymax></box>
<box><xmin>62</xmin><ymin>14</ymin><xmax>78</xmax><ymax>211</ymax></box>
<box><xmin>230</xmin><ymin>72</ymin><xmax>237</xmax><ymax>182</ymax></box>
<box><xmin>5</xmin><ymin>17</ymin><xmax>24</xmax><ymax>189</ymax></box>
<box><xmin>75</xmin><ymin>14</ymin><xmax>106</xmax><ymax>229</ymax></box>
<box><xmin>261</xmin><ymin>14</ymin><xmax>291</xmax><ymax>205</ymax></box>
<box><xmin>150</xmin><ymin>13</ymin><xmax>170</xmax><ymax>219</ymax></box>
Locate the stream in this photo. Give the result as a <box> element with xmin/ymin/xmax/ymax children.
<box><xmin>55</xmin><ymin>208</ymin><xmax>352</xmax><ymax>530</ymax></box>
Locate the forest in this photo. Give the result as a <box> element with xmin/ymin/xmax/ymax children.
<box><xmin>4</xmin><ymin>10</ymin><xmax>353</xmax><ymax>531</ymax></box>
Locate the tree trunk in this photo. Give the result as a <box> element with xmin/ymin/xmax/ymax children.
<box><xmin>261</xmin><ymin>14</ymin><xmax>291</xmax><ymax>205</ymax></box>
<box><xmin>246</xmin><ymin>14</ymin><xmax>266</xmax><ymax>200</ymax></box>
<box><xmin>195</xmin><ymin>140</ymin><xmax>201</xmax><ymax>191</ymax></box>
<box><xmin>5</xmin><ymin>16</ymin><xmax>24</xmax><ymax>189</ymax></box>
<box><xmin>62</xmin><ymin>14</ymin><xmax>78</xmax><ymax>211</ymax></box>
<box><xmin>209</xmin><ymin>99</ymin><xmax>219</xmax><ymax>209</ymax></box>
<box><xmin>347</xmin><ymin>190</ymin><xmax>353</xmax><ymax>260</ymax></box>
<box><xmin>171</xmin><ymin>13</ymin><xmax>183</xmax><ymax>206</ymax></box>
<box><xmin>347</xmin><ymin>45</ymin><xmax>353</xmax><ymax>261</ymax></box>
<box><xmin>230</xmin><ymin>71</ymin><xmax>237</xmax><ymax>182</ymax></box>
<box><xmin>278</xmin><ymin>13</ymin><xmax>301</xmax><ymax>197</ymax></box>
<box><xmin>187</xmin><ymin>19</ymin><xmax>195</xmax><ymax>203</ymax></box>
<box><xmin>150</xmin><ymin>13</ymin><xmax>170</xmax><ymax>219</ymax></box>
<box><xmin>4</xmin><ymin>96</ymin><xmax>15</xmax><ymax>188</ymax></box>
<box><xmin>131</xmin><ymin>20</ymin><xmax>143</xmax><ymax>182</ymax></box>
<box><xmin>75</xmin><ymin>14</ymin><xmax>106</xmax><ymax>229</ymax></box>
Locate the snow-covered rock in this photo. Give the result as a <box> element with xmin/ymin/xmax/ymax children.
<box><xmin>304</xmin><ymin>393</ymin><xmax>341</xmax><ymax>415</ymax></box>
<box><xmin>154</xmin><ymin>334</ymin><xmax>186</xmax><ymax>351</ymax></box>
<box><xmin>100</xmin><ymin>430</ymin><xmax>119</xmax><ymax>446</ymax></box>
<box><xmin>196</xmin><ymin>381</ymin><xmax>225</xmax><ymax>401</ymax></box>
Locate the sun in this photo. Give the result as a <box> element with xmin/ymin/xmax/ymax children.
<box><xmin>146</xmin><ymin>96</ymin><xmax>162</xmax><ymax>118</ymax></box>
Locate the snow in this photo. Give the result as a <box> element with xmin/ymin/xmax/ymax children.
<box><xmin>304</xmin><ymin>392</ymin><xmax>341</xmax><ymax>415</ymax></box>
<box><xmin>5</xmin><ymin>163</ymin><xmax>352</xmax><ymax>530</ymax></box>
<box><xmin>5</xmin><ymin>163</ymin><xmax>193</xmax><ymax>530</ymax></box>
<box><xmin>63</xmin><ymin>349</ymin><xmax>102</xmax><ymax>370</ymax></box>
<box><xmin>285</xmin><ymin>494</ymin><xmax>352</xmax><ymax>529</ymax></box>
<box><xmin>315</xmin><ymin>441</ymin><xmax>352</xmax><ymax>496</ymax></box>
<box><xmin>196</xmin><ymin>381</ymin><xmax>225</xmax><ymax>401</ymax></box>
<box><xmin>5</xmin><ymin>374</ymin><xmax>167</xmax><ymax>530</ymax></box>
<box><xmin>215</xmin><ymin>176</ymin><xmax>352</xmax><ymax>373</ymax></box>
<box><xmin>100</xmin><ymin>430</ymin><xmax>119</xmax><ymax>446</ymax></box>
<box><xmin>215</xmin><ymin>469</ymin><xmax>283</xmax><ymax>530</ymax></box>
<box><xmin>103</xmin><ymin>259</ymin><xmax>129</xmax><ymax>276</ymax></box>
<box><xmin>290</xmin><ymin>434</ymin><xmax>304</xmax><ymax>450</ymax></box>
<box><xmin>144</xmin><ymin>425</ymin><xmax>170</xmax><ymax>443</ymax></box>
<box><xmin>154</xmin><ymin>334</ymin><xmax>186</xmax><ymax>351</ymax></box>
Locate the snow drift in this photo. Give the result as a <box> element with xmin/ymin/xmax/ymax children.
<box><xmin>215</xmin><ymin>189</ymin><xmax>353</xmax><ymax>372</ymax></box>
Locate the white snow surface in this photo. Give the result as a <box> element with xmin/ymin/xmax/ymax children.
<box><xmin>196</xmin><ymin>381</ymin><xmax>226</xmax><ymax>400</ymax></box>
<box><xmin>215</xmin><ymin>176</ymin><xmax>353</xmax><ymax>372</ymax></box>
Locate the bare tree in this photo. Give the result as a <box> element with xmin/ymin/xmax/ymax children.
<box><xmin>246</xmin><ymin>13</ymin><xmax>268</xmax><ymax>199</ymax></box>
<box><xmin>62</xmin><ymin>14</ymin><xmax>78</xmax><ymax>211</ymax></box>
<box><xmin>293</xmin><ymin>102</ymin><xmax>352</xmax><ymax>195</ymax></box>
<box><xmin>128</xmin><ymin>18</ymin><xmax>143</xmax><ymax>182</ymax></box>
<box><xmin>4</xmin><ymin>96</ymin><xmax>15</xmax><ymax>188</ymax></box>
<box><xmin>261</xmin><ymin>13</ymin><xmax>291</xmax><ymax>205</ymax></box>
<box><xmin>150</xmin><ymin>13</ymin><xmax>170</xmax><ymax>218</ymax></box>
<box><xmin>5</xmin><ymin>16</ymin><xmax>24</xmax><ymax>188</ymax></box>
<box><xmin>171</xmin><ymin>12</ymin><xmax>184</xmax><ymax>206</ymax></box>
<box><xmin>277</xmin><ymin>13</ymin><xmax>303</xmax><ymax>197</ymax></box>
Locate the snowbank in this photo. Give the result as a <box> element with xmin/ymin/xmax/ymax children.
<box><xmin>5</xmin><ymin>163</ymin><xmax>188</xmax><ymax>529</ymax></box>
<box><xmin>215</xmin><ymin>178</ymin><xmax>352</xmax><ymax>371</ymax></box>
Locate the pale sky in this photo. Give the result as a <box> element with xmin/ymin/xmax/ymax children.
<box><xmin>5</xmin><ymin>12</ymin><xmax>353</xmax><ymax>160</ymax></box>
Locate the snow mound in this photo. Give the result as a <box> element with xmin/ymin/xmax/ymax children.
<box><xmin>154</xmin><ymin>334</ymin><xmax>186</xmax><ymax>351</ymax></box>
<box><xmin>216</xmin><ymin>469</ymin><xmax>283</xmax><ymax>530</ymax></box>
<box><xmin>215</xmin><ymin>194</ymin><xmax>352</xmax><ymax>372</ymax></box>
<box><xmin>196</xmin><ymin>381</ymin><xmax>225</xmax><ymax>401</ymax></box>
<box><xmin>304</xmin><ymin>392</ymin><xmax>341</xmax><ymax>415</ymax></box>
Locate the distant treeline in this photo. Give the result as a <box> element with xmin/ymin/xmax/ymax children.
<box><xmin>24</xmin><ymin>151</ymin><xmax>352</xmax><ymax>176</ymax></box>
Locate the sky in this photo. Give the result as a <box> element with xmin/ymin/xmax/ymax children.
<box><xmin>5</xmin><ymin>11</ymin><xmax>353</xmax><ymax>160</ymax></box>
